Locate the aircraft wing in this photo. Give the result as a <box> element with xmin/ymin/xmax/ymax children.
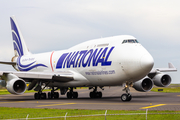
<box><xmin>148</xmin><ymin>63</ymin><xmax>177</xmax><ymax>78</ymax></box>
<box><xmin>0</xmin><ymin>71</ymin><xmax>74</xmax><ymax>82</ymax></box>
<box><xmin>149</xmin><ymin>63</ymin><xmax>177</xmax><ymax>73</ymax></box>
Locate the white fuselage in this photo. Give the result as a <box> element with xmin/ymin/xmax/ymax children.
<box><xmin>13</xmin><ymin>35</ymin><xmax>154</xmax><ymax>87</ymax></box>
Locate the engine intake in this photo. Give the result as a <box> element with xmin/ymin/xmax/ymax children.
<box><xmin>152</xmin><ymin>74</ymin><xmax>171</xmax><ymax>87</ymax></box>
<box><xmin>133</xmin><ymin>77</ymin><xmax>153</xmax><ymax>92</ymax></box>
<box><xmin>6</xmin><ymin>74</ymin><xmax>26</xmax><ymax>95</ymax></box>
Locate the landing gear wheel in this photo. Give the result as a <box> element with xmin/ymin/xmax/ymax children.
<box><xmin>90</xmin><ymin>92</ymin><xmax>94</xmax><ymax>98</ymax></box>
<box><xmin>127</xmin><ymin>94</ymin><xmax>132</xmax><ymax>101</ymax></box>
<box><xmin>41</xmin><ymin>93</ymin><xmax>47</xmax><ymax>99</ymax></box>
<box><xmin>73</xmin><ymin>92</ymin><xmax>78</xmax><ymax>98</ymax></box>
<box><xmin>34</xmin><ymin>93</ymin><xmax>40</xmax><ymax>99</ymax></box>
<box><xmin>67</xmin><ymin>92</ymin><xmax>73</xmax><ymax>99</ymax></box>
<box><xmin>121</xmin><ymin>94</ymin><xmax>128</xmax><ymax>101</ymax></box>
<box><xmin>48</xmin><ymin>92</ymin><xmax>59</xmax><ymax>99</ymax></box>
<box><xmin>67</xmin><ymin>92</ymin><xmax>78</xmax><ymax>99</ymax></box>
<box><xmin>34</xmin><ymin>93</ymin><xmax>46</xmax><ymax>99</ymax></box>
<box><xmin>90</xmin><ymin>91</ymin><xmax>102</xmax><ymax>98</ymax></box>
<box><xmin>48</xmin><ymin>92</ymin><xmax>52</xmax><ymax>99</ymax></box>
<box><xmin>97</xmin><ymin>92</ymin><xmax>102</xmax><ymax>98</ymax></box>
<box><xmin>89</xmin><ymin>87</ymin><xmax>103</xmax><ymax>99</ymax></box>
<box><xmin>54</xmin><ymin>92</ymin><xmax>59</xmax><ymax>99</ymax></box>
<box><xmin>121</xmin><ymin>94</ymin><xmax>132</xmax><ymax>102</ymax></box>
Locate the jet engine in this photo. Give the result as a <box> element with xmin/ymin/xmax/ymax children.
<box><xmin>5</xmin><ymin>74</ymin><xmax>26</xmax><ymax>95</ymax></box>
<box><xmin>152</xmin><ymin>73</ymin><xmax>171</xmax><ymax>87</ymax></box>
<box><xmin>133</xmin><ymin>77</ymin><xmax>153</xmax><ymax>92</ymax></box>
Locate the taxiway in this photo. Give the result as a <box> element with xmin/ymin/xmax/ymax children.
<box><xmin>0</xmin><ymin>87</ymin><xmax>180</xmax><ymax>110</ymax></box>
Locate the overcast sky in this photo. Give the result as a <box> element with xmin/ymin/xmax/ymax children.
<box><xmin>0</xmin><ymin>0</ymin><xmax>179</xmax><ymax>83</ymax></box>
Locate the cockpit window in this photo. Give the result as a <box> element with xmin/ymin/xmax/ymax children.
<box><xmin>122</xmin><ymin>39</ymin><xmax>139</xmax><ymax>44</ymax></box>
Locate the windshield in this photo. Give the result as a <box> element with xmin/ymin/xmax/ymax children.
<box><xmin>122</xmin><ymin>39</ymin><xmax>139</xmax><ymax>44</ymax></box>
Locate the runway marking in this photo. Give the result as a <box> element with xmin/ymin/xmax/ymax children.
<box><xmin>140</xmin><ymin>104</ymin><xmax>166</xmax><ymax>109</ymax></box>
<box><xmin>37</xmin><ymin>103</ymin><xmax>76</xmax><ymax>107</ymax></box>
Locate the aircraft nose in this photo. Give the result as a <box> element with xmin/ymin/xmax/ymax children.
<box><xmin>140</xmin><ymin>54</ymin><xmax>154</xmax><ymax>71</ymax></box>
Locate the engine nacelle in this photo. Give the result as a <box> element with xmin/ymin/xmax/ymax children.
<box><xmin>6</xmin><ymin>74</ymin><xmax>26</xmax><ymax>95</ymax></box>
<box><xmin>133</xmin><ymin>77</ymin><xmax>153</xmax><ymax>92</ymax></box>
<box><xmin>152</xmin><ymin>73</ymin><xmax>171</xmax><ymax>87</ymax></box>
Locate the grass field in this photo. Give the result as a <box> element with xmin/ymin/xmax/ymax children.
<box><xmin>0</xmin><ymin>89</ymin><xmax>51</xmax><ymax>95</ymax></box>
<box><xmin>151</xmin><ymin>84</ymin><xmax>180</xmax><ymax>93</ymax></box>
<box><xmin>0</xmin><ymin>107</ymin><xmax>180</xmax><ymax>120</ymax></box>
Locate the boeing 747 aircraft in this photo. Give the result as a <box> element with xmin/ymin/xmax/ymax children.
<box><xmin>0</xmin><ymin>16</ymin><xmax>177</xmax><ymax>101</ymax></box>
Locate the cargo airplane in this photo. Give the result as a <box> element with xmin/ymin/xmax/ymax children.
<box><xmin>0</xmin><ymin>16</ymin><xmax>177</xmax><ymax>101</ymax></box>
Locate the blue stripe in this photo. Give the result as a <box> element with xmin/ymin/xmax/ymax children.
<box><xmin>10</xmin><ymin>18</ymin><xmax>24</xmax><ymax>56</ymax></box>
<box><xmin>17</xmin><ymin>57</ymin><xmax>48</xmax><ymax>71</ymax></box>
<box><xmin>18</xmin><ymin>64</ymin><xmax>48</xmax><ymax>71</ymax></box>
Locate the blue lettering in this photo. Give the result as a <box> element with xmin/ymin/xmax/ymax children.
<box><xmin>69</xmin><ymin>51</ymin><xmax>79</xmax><ymax>68</ymax></box>
<box><xmin>103</xmin><ymin>47</ymin><xmax>114</xmax><ymax>66</ymax></box>
<box><xmin>63</xmin><ymin>52</ymin><xmax>76</xmax><ymax>68</ymax></box>
<box><xmin>95</xmin><ymin>47</ymin><xmax>108</xmax><ymax>66</ymax></box>
<box><xmin>78</xmin><ymin>50</ymin><xmax>87</xmax><ymax>67</ymax></box>
<box><xmin>88</xmin><ymin>48</ymin><xmax>103</xmax><ymax>66</ymax></box>
<box><xmin>56</xmin><ymin>46</ymin><xmax>115</xmax><ymax>69</ymax></box>
<box><xmin>82</xmin><ymin>49</ymin><xmax>93</xmax><ymax>67</ymax></box>
<box><xmin>56</xmin><ymin>53</ymin><xmax>68</xmax><ymax>68</ymax></box>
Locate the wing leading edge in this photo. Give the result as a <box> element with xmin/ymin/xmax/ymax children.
<box><xmin>0</xmin><ymin>71</ymin><xmax>74</xmax><ymax>82</ymax></box>
<box><xmin>150</xmin><ymin>63</ymin><xmax>177</xmax><ymax>73</ymax></box>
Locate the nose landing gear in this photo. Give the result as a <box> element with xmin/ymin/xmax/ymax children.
<box><xmin>121</xmin><ymin>82</ymin><xmax>132</xmax><ymax>102</ymax></box>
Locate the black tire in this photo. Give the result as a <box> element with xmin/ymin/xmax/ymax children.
<box><xmin>48</xmin><ymin>92</ymin><xmax>52</xmax><ymax>99</ymax></box>
<box><xmin>97</xmin><ymin>92</ymin><xmax>102</xmax><ymax>98</ymax></box>
<box><xmin>90</xmin><ymin>92</ymin><xmax>95</xmax><ymax>98</ymax></box>
<box><xmin>127</xmin><ymin>94</ymin><xmax>132</xmax><ymax>101</ymax></box>
<box><xmin>67</xmin><ymin>92</ymin><xmax>72</xmax><ymax>99</ymax></box>
<box><xmin>41</xmin><ymin>93</ymin><xmax>46</xmax><ymax>99</ymax></box>
<box><xmin>34</xmin><ymin>93</ymin><xmax>40</xmax><ymax>99</ymax></box>
<box><xmin>121</xmin><ymin>94</ymin><xmax>128</xmax><ymax>102</ymax></box>
<box><xmin>54</xmin><ymin>92</ymin><xmax>59</xmax><ymax>99</ymax></box>
<box><xmin>73</xmin><ymin>92</ymin><xmax>78</xmax><ymax>98</ymax></box>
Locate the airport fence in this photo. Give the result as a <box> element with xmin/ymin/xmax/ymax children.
<box><xmin>1</xmin><ymin>109</ymin><xmax>180</xmax><ymax>120</ymax></box>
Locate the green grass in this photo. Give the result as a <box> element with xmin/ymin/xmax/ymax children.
<box><xmin>0</xmin><ymin>89</ymin><xmax>51</xmax><ymax>95</ymax></box>
<box><xmin>151</xmin><ymin>84</ymin><xmax>180</xmax><ymax>93</ymax></box>
<box><xmin>0</xmin><ymin>107</ymin><xmax>180</xmax><ymax>120</ymax></box>
<box><xmin>151</xmin><ymin>87</ymin><xmax>180</xmax><ymax>93</ymax></box>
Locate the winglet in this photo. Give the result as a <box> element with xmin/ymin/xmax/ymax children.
<box><xmin>168</xmin><ymin>63</ymin><xmax>175</xmax><ymax>68</ymax></box>
<box><xmin>149</xmin><ymin>62</ymin><xmax>177</xmax><ymax>73</ymax></box>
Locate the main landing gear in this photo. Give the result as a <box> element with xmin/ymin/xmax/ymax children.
<box><xmin>66</xmin><ymin>87</ymin><xmax>78</xmax><ymax>99</ymax></box>
<box><xmin>89</xmin><ymin>87</ymin><xmax>103</xmax><ymax>98</ymax></box>
<box><xmin>47</xmin><ymin>87</ymin><xmax>59</xmax><ymax>99</ymax></box>
<box><xmin>34</xmin><ymin>86</ymin><xmax>59</xmax><ymax>99</ymax></box>
<box><xmin>34</xmin><ymin>81</ymin><xmax>60</xmax><ymax>99</ymax></box>
<box><xmin>34</xmin><ymin>82</ymin><xmax>48</xmax><ymax>99</ymax></box>
<box><xmin>121</xmin><ymin>82</ymin><xmax>132</xmax><ymax>102</ymax></box>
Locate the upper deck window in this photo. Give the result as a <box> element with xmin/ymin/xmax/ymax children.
<box><xmin>122</xmin><ymin>39</ymin><xmax>139</xmax><ymax>44</ymax></box>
